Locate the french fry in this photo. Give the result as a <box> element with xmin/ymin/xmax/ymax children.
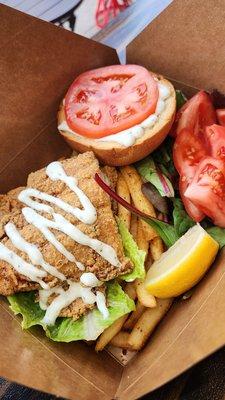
<box><xmin>136</xmin><ymin>220</ymin><xmax>149</xmax><ymax>255</ymax></box>
<box><xmin>124</xmin><ymin>282</ymin><xmax>137</xmax><ymax>301</ymax></box>
<box><xmin>116</xmin><ymin>173</ymin><xmax>131</xmax><ymax>230</ymax></box>
<box><xmin>145</xmin><ymin>250</ymin><xmax>153</xmax><ymax>272</ymax></box>
<box><xmin>136</xmin><ymin>220</ymin><xmax>156</xmax><ymax>308</ymax></box>
<box><xmin>120</xmin><ymin>166</ymin><xmax>158</xmax><ymax>241</ymax></box>
<box><xmin>136</xmin><ymin>280</ymin><xmax>156</xmax><ymax>308</ymax></box>
<box><xmin>123</xmin><ymin>301</ymin><xmax>146</xmax><ymax>330</ymax></box>
<box><xmin>95</xmin><ymin>315</ymin><xmax>128</xmax><ymax>351</ymax></box>
<box><xmin>130</xmin><ymin>212</ymin><xmax>138</xmax><ymax>241</ymax></box>
<box><xmin>110</xmin><ymin>331</ymin><xmax>131</xmax><ymax>349</ymax></box>
<box><xmin>150</xmin><ymin>236</ymin><xmax>164</xmax><ymax>261</ymax></box>
<box><xmin>128</xmin><ymin>298</ymin><xmax>173</xmax><ymax>351</ymax></box>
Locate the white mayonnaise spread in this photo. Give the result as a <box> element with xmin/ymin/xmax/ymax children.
<box><xmin>0</xmin><ymin>162</ymin><xmax>120</xmax><ymax>324</ymax></box>
<box><xmin>58</xmin><ymin>82</ymin><xmax>171</xmax><ymax>148</ymax></box>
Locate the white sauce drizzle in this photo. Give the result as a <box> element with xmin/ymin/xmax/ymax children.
<box><xmin>22</xmin><ymin>207</ymin><xmax>76</xmax><ymax>263</ymax></box>
<box><xmin>19</xmin><ymin>189</ymin><xmax>86</xmax><ymax>270</ymax></box>
<box><xmin>18</xmin><ymin>186</ymin><xmax>96</xmax><ymax>226</ymax></box>
<box><xmin>80</xmin><ymin>272</ymin><xmax>102</xmax><ymax>287</ymax></box>
<box><xmin>0</xmin><ymin>242</ymin><xmax>48</xmax><ymax>289</ymax></box>
<box><xmin>58</xmin><ymin>82</ymin><xmax>171</xmax><ymax>148</ymax></box>
<box><xmin>39</xmin><ymin>286</ymin><xmax>64</xmax><ymax>310</ymax></box>
<box><xmin>96</xmin><ymin>291</ymin><xmax>109</xmax><ymax>319</ymax></box>
<box><xmin>46</xmin><ymin>161</ymin><xmax>97</xmax><ymax>225</ymax></box>
<box><xmin>0</xmin><ymin>162</ymin><xmax>117</xmax><ymax>323</ymax></box>
<box><xmin>21</xmin><ymin>207</ymin><xmax>120</xmax><ymax>267</ymax></box>
<box><xmin>5</xmin><ymin>222</ymin><xmax>65</xmax><ymax>281</ymax></box>
<box><xmin>40</xmin><ymin>281</ymin><xmax>96</xmax><ymax>325</ymax></box>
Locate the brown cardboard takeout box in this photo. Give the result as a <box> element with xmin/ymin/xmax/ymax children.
<box><xmin>1</xmin><ymin>1</ymin><xmax>225</xmax><ymax>399</ymax></box>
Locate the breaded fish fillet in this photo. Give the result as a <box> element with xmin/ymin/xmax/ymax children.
<box><xmin>0</xmin><ymin>152</ymin><xmax>132</xmax><ymax>320</ymax></box>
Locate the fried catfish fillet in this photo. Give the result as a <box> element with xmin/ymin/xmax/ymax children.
<box><xmin>0</xmin><ymin>152</ymin><xmax>132</xmax><ymax>320</ymax></box>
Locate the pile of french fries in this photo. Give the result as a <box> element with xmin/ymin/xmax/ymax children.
<box><xmin>95</xmin><ymin>166</ymin><xmax>173</xmax><ymax>352</ymax></box>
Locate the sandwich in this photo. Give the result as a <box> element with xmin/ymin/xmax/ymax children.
<box><xmin>1</xmin><ymin>64</ymin><xmax>224</xmax><ymax>353</ymax></box>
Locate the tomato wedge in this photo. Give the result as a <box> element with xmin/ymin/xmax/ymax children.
<box><xmin>173</xmin><ymin>128</ymin><xmax>207</xmax><ymax>221</ymax></box>
<box><xmin>185</xmin><ymin>157</ymin><xmax>225</xmax><ymax>227</ymax></box>
<box><xmin>173</xmin><ymin>128</ymin><xmax>208</xmax><ymax>179</ymax></box>
<box><xmin>216</xmin><ymin>109</ymin><xmax>225</xmax><ymax>126</ymax></box>
<box><xmin>65</xmin><ymin>65</ymin><xmax>159</xmax><ymax>138</ymax></box>
<box><xmin>172</xmin><ymin>91</ymin><xmax>216</xmax><ymax>138</ymax></box>
<box><xmin>205</xmin><ymin>124</ymin><xmax>225</xmax><ymax>160</ymax></box>
<box><xmin>172</xmin><ymin>91</ymin><xmax>217</xmax><ymax>221</ymax></box>
<box><xmin>179</xmin><ymin>178</ymin><xmax>205</xmax><ymax>222</ymax></box>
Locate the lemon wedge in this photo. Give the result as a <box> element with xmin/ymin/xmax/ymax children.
<box><xmin>145</xmin><ymin>224</ymin><xmax>219</xmax><ymax>298</ymax></box>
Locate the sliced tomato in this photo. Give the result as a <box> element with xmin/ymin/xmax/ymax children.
<box><xmin>171</xmin><ymin>91</ymin><xmax>216</xmax><ymax>138</ymax></box>
<box><xmin>205</xmin><ymin>124</ymin><xmax>225</xmax><ymax>160</ymax></box>
<box><xmin>185</xmin><ymin>157</ymin><xmax>225</xmax><ymax>227</ymax></box>
<box><xmin>179</xmin><ymin>179</ymin><xmax>205</xmax><ymax>222</ymax></box>
<box><xmin>65</xmin><ymin>65</ymin><xmax>159</xmax><ymax>138</ymax></box>
<box><xmin>173</xmin><ymin>128</ymin><xmax>208</xmax><ymax>179</ymax></box>
<box><xmin>173</xmin><ymin>128</ymin><xmax>207</xmax><ymax>221</ymax></box>
<box><xmin>172</xmin><ymin>91</ymin><xmax>216</xmax><ymax>221</ymax></box>
<box><xmin>216</xmin><ymin>109</ymin><xmax>225</xmax><ymax>126</ymax></box>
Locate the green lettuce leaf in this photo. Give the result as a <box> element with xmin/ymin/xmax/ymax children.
<box><xmin>172</xmin><ymin>198</ymin><xmax>195</xmax><ymax>237</ymax></box>
<box><xmin>136</xmin><ymin>156</ymin><xmax>174</xmax><ymax>197</ymax></box>
<box><xmin>8</xmin><ymin>282</ymin><xmax>135</xmax><ymax>342</ymax></box>
<box><xmin>118</xmin><ymin>219</ymin><xmax>146</xmax><ymax>282</ymax></box>
<box><xmin>176</xmin><ymin>89</ymin><xmax>187</xmax><ymax>110</ymax></box>
<box><xmin>152</xmin><ymin>137</ymin><xmax>177</xmax><ymax>183</ymax></box>
<box><xmin>206</xmin><ymin>226</ymin><xmax>225</xmax><ymax>249</ymax></box>
<box><xmin>144</xmin><ymin>216</ymin><xmax>178</xmax><ymax>248</ymax></box>
<box><xmin>8</xmin><ymin>291</ymin><xmax>45</xmax><ymax>329</ymax></box>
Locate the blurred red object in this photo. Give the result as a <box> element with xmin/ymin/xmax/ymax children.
<box><xmin>95</xmin><ymin>0</ymin><xmax>131</xmax><ymax>28</ymax></box>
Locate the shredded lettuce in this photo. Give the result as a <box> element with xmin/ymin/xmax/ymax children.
<box><xmin>118</xmin><ymin>219</ymin><xmax>146</xmax><ymax>282</ymax></box>
<box><xmin>8</xmin><ymin>282</ymin><xmax>135</xmax><ymax>342</ymax></box>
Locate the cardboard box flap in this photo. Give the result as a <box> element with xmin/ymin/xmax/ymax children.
<box><xmin>118</xmin><ymin>249</ymin><xmax>225</xmax><ymax>399</ymax></box>
<box><xmin>1</xmin><ymin>4</ymin><xmax>225</xmax><ymax>400</ymax></box>
<box><xmin>127</xmin><ymin>0</ymin><xmax>225</xmax><ymax>93</ymax></box>
<box><xmin>0</xmin><ymin>298</ymin><xmax>122</xmax><ymax>400</ymax></box>
<box><xmin>0</xmin><ymin>5</ymin><xmax>119</xmax><ymax>193</ymax></box>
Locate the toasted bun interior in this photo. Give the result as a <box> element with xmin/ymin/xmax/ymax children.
<box><xmin>58</xmin><ymin>74</ymin><xmax>176</xmax><ymax>166</ymax></box>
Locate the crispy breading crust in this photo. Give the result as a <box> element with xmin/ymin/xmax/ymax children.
<box><xmin>0</xmin><ymin>152</ymin><xmax>132</xmax><ymax>320</ymax></box>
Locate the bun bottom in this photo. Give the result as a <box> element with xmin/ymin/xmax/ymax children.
<box><xmin>58</xmin><ymin>75</ymin><xmax>176</xmax><ymax>166</ymax></box>
<box><xmin>60</xmin><ymin>118</ymin><xmax>174</xmax><ymax>166</ymax></box>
